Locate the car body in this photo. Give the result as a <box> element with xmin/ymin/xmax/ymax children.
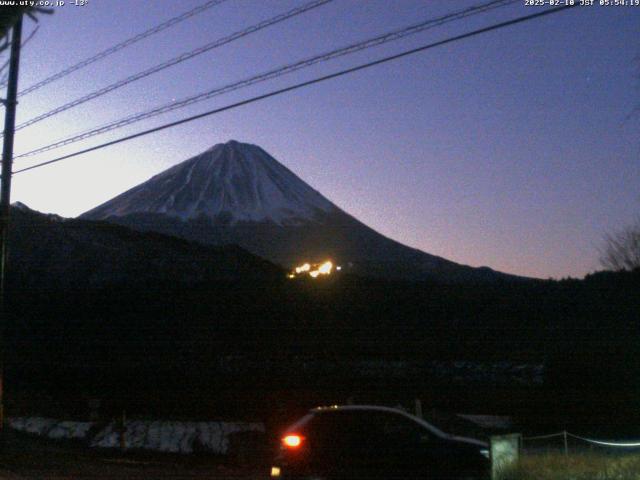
<box><xmin>270</xmin><ymin>405</ymin><xmax>490</xmax><ymax>480</ymax></box>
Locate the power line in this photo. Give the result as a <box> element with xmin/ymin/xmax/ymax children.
<box><xmin>2</xmin><ymin>0</ymin><xmax>230</xmax><ymax>95</ymax></box>
<box><xmin>9</xmin><ymin>0</ymin><xmax>333</xmax><ymax>134</ymax></box>
<box><xmin>15</xmin><ymin>0</ymin><xmax>519</xmax><ymax>160</ymax></box>
<box><xmin>12</xmin><ymin>4</ymin><xmax>576</xmax><ymax>177</ymax></box>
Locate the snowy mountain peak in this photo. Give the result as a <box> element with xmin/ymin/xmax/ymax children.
<box><xmin>82</xmin><ymin>141</ymin><xmax>336</xmax><ymax>225</ymax></box>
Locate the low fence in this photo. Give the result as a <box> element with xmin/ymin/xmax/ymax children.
<box><xmin>8</xmin><ymin>416</ymin><xmax>265</xmax><ymax>456</ymax></box>
<box><xmin>522</xmin><ymin>431</ymin><xmax>640</xmax><ymax>455</ymax></box>
<box><xmin>491</xmin><ymin>431</ymin><xmax>640</xmax><ymax>479</ymax></box>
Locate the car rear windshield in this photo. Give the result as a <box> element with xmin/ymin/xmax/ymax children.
<box><xmin>304</xmin><ymin>410</ymin><xmax>432</xmax><ymax>445</ymax></box>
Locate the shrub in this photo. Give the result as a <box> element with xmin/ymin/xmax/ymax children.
<box><xmin>498</xmin><ymin>452</ymin><xmax>640</xmax><ymax>480</ymax></box>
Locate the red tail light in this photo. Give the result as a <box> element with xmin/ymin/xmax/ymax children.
<box><xmin>282</xmin><ymin>434</ymin><xmax>304</xmax><ymax>449</ymax></box>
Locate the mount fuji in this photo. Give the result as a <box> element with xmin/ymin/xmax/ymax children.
<box><xmin>84</xmin><ymin>140</ymin><xmax>336</xmax><ymax>226</ymax></box>
<box><xmin>81</xmin><ymin>140</ymin><xmax>518</xmax><ymax>283</ymax></box>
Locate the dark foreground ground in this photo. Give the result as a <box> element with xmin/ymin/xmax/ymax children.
<box><xmin>0</xmin><ymin>431</ymin><xmax>267</xmax><ymax>480</ymax></box>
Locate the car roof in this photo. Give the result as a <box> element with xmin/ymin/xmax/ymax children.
<box><xmin>310</xmin><ymin>405</ymin><xmax>448</xmax><ymax>437</ymax></box>
<box><xmin>305</xmin><ymin>405</ymin><xmax>488</xmax><ymax>448</ymax></box>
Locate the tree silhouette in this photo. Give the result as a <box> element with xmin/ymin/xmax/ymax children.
<box><xmin>0</xmin><ymin>6</ymin><xmax>51</xmax><ymax>54</ymax></box>
<box><xmin>600</xmin><ymin>218</ymin><xmax>640</xmax><ymax>271</ymax></box>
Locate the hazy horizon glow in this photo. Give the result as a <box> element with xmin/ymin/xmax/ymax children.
<box><xmin>3</xmin><ymin>0</ymin><xmax>639</xmax><ymax>279</ymax></box>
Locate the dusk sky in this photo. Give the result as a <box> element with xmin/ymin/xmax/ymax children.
<box><xmin>4</xmin><ymin>0</ymin><xmax>639</xmax><ymax>279</ymax></box>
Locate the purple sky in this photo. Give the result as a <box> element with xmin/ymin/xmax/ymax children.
<box><xmin>5</xmin><ymin>0</ymin><xmax>640</xmax><ymax>279</ymax></box>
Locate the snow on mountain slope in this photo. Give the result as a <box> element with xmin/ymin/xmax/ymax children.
<box><xmin>81</xmin><ymin>140</ymin><xmax>525</xmax><ymax>282</ymax></box>
<box><xmin>83</xmin><ymin>140</ymin><xmax>336</xmax><ymax>225</ymax></box>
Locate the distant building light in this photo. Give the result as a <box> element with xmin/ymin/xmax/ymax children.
<box><xmin>318</xmin><ymin>261</ymin><xmax>332</xmax><ymax>274</ymax></box>
<box><xmin>295</xmin><ymin>263</ymin><xmax>311</xmax><ymax>274</ymax></box>
<box><xmin>288</xmin><ymin>260</ymin><xmax>340</xmax><ymax>279</ymax></box>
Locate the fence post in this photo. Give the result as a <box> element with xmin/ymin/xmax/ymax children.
<box><xmin>119</xmin><ymin>410</ymin><xmax>126</xmax><ymax>452</ymax></box>
<box><xmin>563</xmin><ymin>430</ymin><xmax>568</xmax><ymax>456</ymax></box>
<box><xmin>414</xmin><ymin>399</ymin><xmax>423</xmax><ymax>418</ymax></box>
<box><xmin>490</xmin><ymin>433</ymin><xmax>521</xmax><ymax>480</ymax></box>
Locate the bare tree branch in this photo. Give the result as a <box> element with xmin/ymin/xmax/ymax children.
<box><xmin>600</xmin><ymin>218</ymin><xmax>640</xmax><ymax>271</ymax></box>
<box><xmin>0</xmin><ymin>6</ymin><xmax>52</xmax><ymax>48</ymax></box>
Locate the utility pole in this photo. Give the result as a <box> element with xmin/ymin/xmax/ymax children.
<box><xmin>0</xmin><ymin>15</ymin><xmax>24</xmax><ymax>436</ymax></box>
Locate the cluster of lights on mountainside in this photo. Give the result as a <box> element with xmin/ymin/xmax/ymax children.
<box><xmin>287</xmin><ymin>261</ymin><xmax>342</xmax><ymax>279</ymax></box>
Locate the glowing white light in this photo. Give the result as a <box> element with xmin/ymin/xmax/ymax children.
<box><xmin>295</xmin><ymin>263</ymin><xmax>311</xmax><ymax>274</ymax></box>
<box><xmin>289</xmin><ymin>260</ymin><xmax>339</xmax><ymax>279</ymax></box>
<box><xmin>318</xmin><ymin>261</ymin><xmax>332</xmax><ymax>274</ymax></box>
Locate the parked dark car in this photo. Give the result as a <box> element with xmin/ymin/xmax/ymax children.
<box><xmin>270</xmin><ymin>405</ymin><xmax>490</xmax><ymax>480</ymax></box>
